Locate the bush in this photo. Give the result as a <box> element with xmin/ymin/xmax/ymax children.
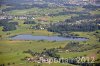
<box><xmin>24</xmin><ymin>21</ymin><xmax>36</xmax><ymax>24</ymax></box>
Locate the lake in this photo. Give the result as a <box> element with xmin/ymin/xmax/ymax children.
<box><xmin>10</xmin><ymin>34</ymin><xmax>88</xmax><ymax>41</ymax></box>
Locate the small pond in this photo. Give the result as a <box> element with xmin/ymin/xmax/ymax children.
<box><xmin>10</xmin><ymin>34</ymin><xmax>88</xmax><ymax>41</ymax></box>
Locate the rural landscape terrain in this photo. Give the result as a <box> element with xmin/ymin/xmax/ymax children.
<box><xmin>0</xmin><ymin>0</ymin><xmax>100</xmax><ymax>66</ymax></box>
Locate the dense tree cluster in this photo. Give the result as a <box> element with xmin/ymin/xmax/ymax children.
<box><xmin>0</xmin><ymin>19</ymin><xmax>18</xmax><ymax>31</ymax></box>
<box><xmin>47</xmin><ymin>22</ymin><xmax>98</xmax><ymax>33</ymax></box>
<box><xmin>2</xmin><ymin>3</ymin><xmax>49</xmax><ymax>12</ymax></box>
<box><xmin>47</xmin><ymin>15</ymin><xmax>100</xmax><ymax>33</ymax></box>
<box><xmin>83</xmin><ymin>5</ymin><xmax>100</xmax><ymax>10</ymax></box>
<box><xmin>65</xmin><ymin>15</ymin><xmax>100</xmax><ymax>23</ymax></box>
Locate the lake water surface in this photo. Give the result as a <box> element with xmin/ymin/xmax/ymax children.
<box><xmin>10</xmin><ymin>34</ymin><xmax>88</xmax><ymax>41</ymax></box>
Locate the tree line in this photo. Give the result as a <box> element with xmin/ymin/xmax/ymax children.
<box><xmin>47</xmin><ymin>15</ymin><xmax>100</xmax><ymax>33</ymax></box>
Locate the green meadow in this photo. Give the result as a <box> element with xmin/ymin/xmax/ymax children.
<box><xmin>0</xmin><ymin>28</ymin><xmax>100</xmax><ymax>66</ymax></box>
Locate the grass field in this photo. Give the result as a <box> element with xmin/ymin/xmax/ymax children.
<box><xmin>0</xmin><ymin>28</ymin><xmax>100</xmax><ymax>66</ymax></box>
<box><xmin>72</xmin><ymin>31</ymin><xmax>100</xmax><ymax>44</ymax></box>
<box><xmin>0</xmin><ymin>40</ymin><xmax>68</xmax><ymax>66</ymax></box>
<box><xmin>90</xmin><ymin>10</ymin><xmax>100</xmax><ymax>15</ymax></box>
<box><xmin>36</xmin><ymin>15</ymin><xmax>75</xmax><ymax>23</ymax></box>
<box><xmin>7</xmin><ymin>7</ymin><xmax>64</xmax><ymax>15</ymax></box>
